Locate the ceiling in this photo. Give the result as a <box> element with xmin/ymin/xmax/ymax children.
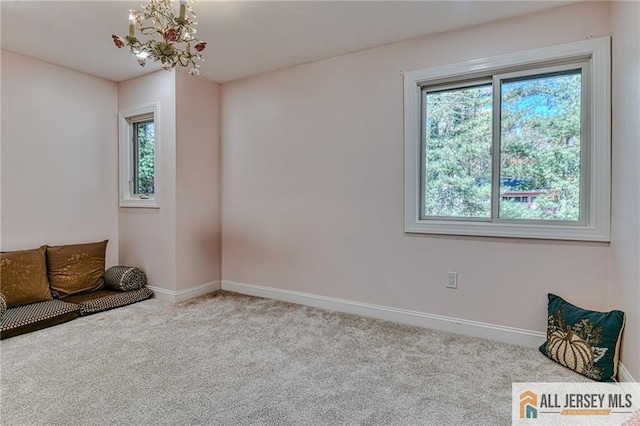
<box><xmin>1</xmin><ymin>1</ymin><xmax>577</xmax><ymax>83</ymax></box>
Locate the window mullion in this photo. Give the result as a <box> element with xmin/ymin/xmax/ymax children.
<box><xmin>490</xmin><ymin>76</ymin><xmax>501</xmax><ymax>223</ymax></box>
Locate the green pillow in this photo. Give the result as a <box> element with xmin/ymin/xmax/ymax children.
<box><xmin>539</xmin><ymin>293</ymin><xmax>625</xmax><ymax>382</ymax></box>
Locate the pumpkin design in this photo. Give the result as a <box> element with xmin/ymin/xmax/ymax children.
<box><xmin>547</xmin><ymin>325</ymin><xmax>594</xmax><ymax>373</ymax></box>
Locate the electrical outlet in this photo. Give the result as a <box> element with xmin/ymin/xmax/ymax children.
<box><xmin>446</xmin><ymin>271</ymin><xmax>457</xmax><ymax>289</ymax></box>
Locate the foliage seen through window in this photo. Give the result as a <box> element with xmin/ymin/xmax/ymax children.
<box><xmin>423</xmin><ymin>69</ymin><xmax>582</xmax><ymax>222</ymax></box>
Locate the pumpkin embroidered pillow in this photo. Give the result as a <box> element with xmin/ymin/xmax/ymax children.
<box><xmin>539</xmin><ymin>293</ymin><xmax>625</xmax><ymax>382</ymax></box>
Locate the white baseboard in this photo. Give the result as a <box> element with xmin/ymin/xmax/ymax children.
<box><xmin>618</xmin><ymin>363</ymin><xmax>639</xmax><ymax>390</ymax></box>
<box><xmin>148</xmin><ymin>280</ymin><xmax>221</xmax><ymax>303</ymax></box>
<box><xmin>150</xmin><ymin>279</ymin><xmax>637</xmax><ymax>377</ymax></box>
<box><xmin>221</xmin><ymin>280</ymin><xmax>546</xmax><ymax>348</ymax></box>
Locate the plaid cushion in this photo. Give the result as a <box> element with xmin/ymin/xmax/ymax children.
<box><xmin>72</xmin><ymin>288</ymin><xmax>153</xmax><ymax>316</ymax></box>
<box><xmin>0</xmin><ymin>299</ymin><xmax>80</xmax><ymax>338</ymax></box>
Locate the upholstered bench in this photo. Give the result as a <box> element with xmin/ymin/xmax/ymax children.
<box><xmin>62</xmin><ymin>287</ymin><xmax>154</xmax><ymax>316</ymax></box>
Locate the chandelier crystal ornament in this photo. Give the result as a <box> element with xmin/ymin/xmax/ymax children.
<box><xmin>112</xmin><ymin>0</ymin><xmax>206</xmax><ymax>75</ymax></box>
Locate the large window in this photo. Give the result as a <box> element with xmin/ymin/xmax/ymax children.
<box><xmin>119</xmin><ymin>103</ymin><xmax>160</xmax><ymax>208</ymax></box>
<box><xmin>404</xmin><ymin>38</ymin><xmax>610</xmax><ymax>241</ymax></box>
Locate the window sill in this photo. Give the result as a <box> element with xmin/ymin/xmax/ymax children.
<box><xmin>404</xmin><ymin>219</ymin><xmax>609</xmax><ymax>242</ymax></box>
<box><xmin>120</xmin><ymin>198</ymin><xmax>159</xmax><ymax>209</ymax></box>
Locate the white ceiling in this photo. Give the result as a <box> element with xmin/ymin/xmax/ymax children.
<box><xmin>1</xmin><ymin>1</ymin><xmax>577</xmax><ymax>83</ymax></box>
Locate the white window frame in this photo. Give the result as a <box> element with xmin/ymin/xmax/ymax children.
<box><xmin>119</xmin><ymin>103</ymin><xmax>160</xmax><ymax>208</ymax></box>
<box><xmin>403</xmin><ymin>37</ymin><xmax>611</xmax><ymax>242</ymax></box>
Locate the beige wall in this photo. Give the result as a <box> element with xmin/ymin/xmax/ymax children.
<box><xmin>176</xmin><ymin>69</ymin><xmax>221</xmax><ymax>291</ymax></box>
<box><xmin>609</xmin><ymin>0</ymin><xmax>640</xmax><ymax>380</ymax></box>
<box><xmin>118</xmin><ymin>70</ymin><xmax>177</xmax><ymax>291</ymax></box>
<box><xmin>221</xmin><ymin>2</ymin><xmax>611</xmax><ymax>332</ymax></box>
<box><xmin>0</xmin><ymin>51</ymin><xmax>119</xmax><ymax>265</ymax></box>
<box><xmin>118</xmin><ymin>69</ymin><xmax>221</xmax><ymax>293</ymax></box>
<box><xmin>2</xmin><ymin>0</ymin><xmax>636</xmax><ymax>378</ymax></box>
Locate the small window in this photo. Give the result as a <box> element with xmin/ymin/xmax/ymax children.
<box><xmin>132</xmin><ymin>116</ymin><xmax>155</xmax><ymax>196</ymax></box>
<box><xmin>404</xmin><ymin>37</ymin><xmax>610</xmax><ymax>241</ymax></box>
<box><xmin>119</xmin><ymin>103</ymin><xmax>160</xmax><ymax>208</ymax></box>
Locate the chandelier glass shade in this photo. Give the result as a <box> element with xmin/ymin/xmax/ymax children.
<box><xmin>112</xmin><ymin>0</ymin><xmax>206</xmax><ymax>75</ymax></box>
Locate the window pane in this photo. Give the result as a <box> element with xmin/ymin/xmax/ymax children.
<box><xmin>499</xmin><ymin>69</ymin><xmax>581</xmax><ymax>221</ymax></box>
<box><xmin>133</xmin><ymin>120</ymin><xmax>155</xmax><ymax>195</ymax></box>
<box><xmin>423</xmin><ymin>84</ymin><xmax>492</xmax><ymax>218</ymax></box>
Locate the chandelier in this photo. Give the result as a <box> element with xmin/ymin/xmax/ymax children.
<box><xmin>112</xmin><ymin>0</ymin><xmax>206</xmax><ymax>75</ymax></box>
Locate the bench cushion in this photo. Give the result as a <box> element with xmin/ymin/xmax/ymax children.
<box><xmin>62</xmin><ymin>288</ymin><xmax>153</xmax><ymax>316</ymax></box>
<box><xmin>0</xmin><ymin>299</ymin><xmax>80</xmax><ymax>339</ymax></box>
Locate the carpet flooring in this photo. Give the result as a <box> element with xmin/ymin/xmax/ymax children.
<box><xmin>0</xmin><ymin>291</ymin><xmax>588</xmax><ymax>425</ymax></box>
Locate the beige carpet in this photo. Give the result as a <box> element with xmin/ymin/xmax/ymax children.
<box><xmin>0</xmin><ymin>291</ymin><xmax>588</xmax><ymax>425</ymax></box>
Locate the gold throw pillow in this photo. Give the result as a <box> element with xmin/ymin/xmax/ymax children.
<box><xmin>0</xmin><ymin>246</ymin><xmax>53</xmax><ymax>308</ymax></box>
<box><xmin>47</xmin><ymin>240</ymin><xmax>107</xmax><ymax>298</ymax></box>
